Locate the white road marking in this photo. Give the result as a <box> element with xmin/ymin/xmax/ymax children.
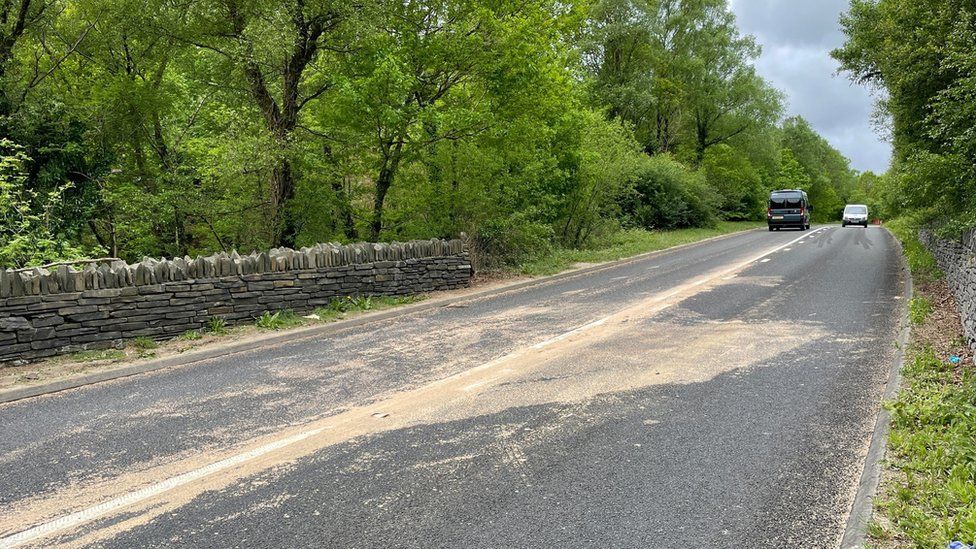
<box><xmin>0</xmin><ymin>428</ymin><xmax>325</xmax><ymax>548</ymax></box>
<box><xmin>0</xmin><ymin>227</ymin><xmax>825</xmax><ymax>548</ymax></box>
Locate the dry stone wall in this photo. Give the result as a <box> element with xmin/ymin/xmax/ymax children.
<box><xmin>0</xmin><ymin>240</ymin><xmax>471</xmax><ymax>364</ymax></box>
<box><xmin>920</xmin><ymin>228</ymin><xmax>976</xmax><ymax>354</ymax></box>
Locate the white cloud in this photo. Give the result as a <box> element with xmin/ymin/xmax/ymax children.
<box><xmin>729</xmin><ymin>0</ymin><xmax>891</xmax><ymax>173</ymax></box>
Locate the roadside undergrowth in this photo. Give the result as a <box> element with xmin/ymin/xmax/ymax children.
<box><xmin>869</xmin><ymin>220</ymin><xmax>976</xmax><ymax>547</ymax></box>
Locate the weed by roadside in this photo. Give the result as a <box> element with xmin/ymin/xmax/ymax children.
<box><xmin>132</xmin><ymin>337</ymin><xmax>158</xmax><ymax>350</ymax></box>
<box><xmin>869</xmin><ymin>218</ymin><xmax>976</xmax><ymax>547</ymax></box>
<box><xmin>255</xmin><ymin>310</ymin><xmax>304</xmax><ymax>330</ymax></box>
<box><xmin>206</xmin><ymin>316</ymin><xmax>227</xmax><ymax>334</ymax></box>
<box><xmin>886</xmin><ymin>217</ymin><xmax>943</xmax><ymax>285</ymax></box>
<box><xmin>909</xmin><ymin>296</ymin><xmax>933</xmax><ymax>325</ymax></box>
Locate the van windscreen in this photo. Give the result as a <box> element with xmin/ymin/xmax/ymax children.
<box><xmin>770</xmin><ymin>193</ymin><xmax>803</xmax><ymax>209</ymax></box>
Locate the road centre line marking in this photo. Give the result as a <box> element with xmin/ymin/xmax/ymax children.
<box><xmin>0</xmin><ymin>227</ymin><xmax>824</xmax><ymax>548</ymax></box>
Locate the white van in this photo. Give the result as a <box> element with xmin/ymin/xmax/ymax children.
<box><xmin>842</xmin><ymin>204</ymin><xmax>869</xmax><ymax>228</ymax></box>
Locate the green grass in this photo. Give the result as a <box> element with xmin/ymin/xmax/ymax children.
<box><xmin>886</xmin><ymin>216</ymin><xmax>943</xmax><ymax>285</ymax></box>
<box><xmin>869</xmin><ymin>216</ymin><xmax>976</xmax><ymax>546</ymax></box>
<box><xmin>909</xmin><ymin>296</ymin><xmax>933</xmax><ymax>325</ymax></box>
<box><xmin>877</xmin><ymin>346</ymin><xmax>976</xmax><ymax>546</ymax></box>
<box><xmin>517</xmin><ymin>222</ymin><xmax>766</xmax><ymax>277</ymax></box>
<box><xmin>71</xmin><ymin>349</ymin><xmax>126</xmax><ymax>363</ymax></box>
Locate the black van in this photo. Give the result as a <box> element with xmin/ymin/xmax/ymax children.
<box><xmin>767</xmin><ymin>189</ymin><xmax>812</xmax><ymax>231</ymax></box>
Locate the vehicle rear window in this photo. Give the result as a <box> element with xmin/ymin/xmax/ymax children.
<box><xmin>770</xmin><ymin>193</ymin><xmax>803</xmax><ymax>209</ymax></box>
<box><xmin>845</xmin><ymin>206</ymin><xmax>867</xmax><ymax>214</ymax></box>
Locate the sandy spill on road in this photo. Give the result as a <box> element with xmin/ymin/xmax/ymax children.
<box><xmin>2</xmin><ymin>235</ymin><xmax>830</xmax><ymax>547</ymax></box>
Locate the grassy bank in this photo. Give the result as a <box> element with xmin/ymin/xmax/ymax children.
<box><xmin>869</xmin><ymin>219</ymin><xmax>976</xmax><ymax>547</ymax></box>
<box><xmin>518</xmin><ymin>221</ymin><xmax>765</xmax><ymax>277</ymax></box>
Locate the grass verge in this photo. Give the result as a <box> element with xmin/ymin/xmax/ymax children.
<box><xmin>517</xmin><ymin>221</ymin><xmax>765</xmax><ymax>277</ymax></box>
<box><xmin>869</xmin><ymin>218</ymin><xmax>976</xmax><ymax>547</ymax></box>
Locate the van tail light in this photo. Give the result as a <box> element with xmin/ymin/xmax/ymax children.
<box><xmin>799</xmin><ymin>207</ymin><xmax>805</xmax><ymax>215</ymax></box>
<box><xmin>766</xmin><ymin>208</ymin><xmax>772</xmax><ymax>217</ymax></box>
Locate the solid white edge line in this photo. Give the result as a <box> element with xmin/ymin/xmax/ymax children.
<box><xmin>0</xmin><ymin>428</ymin><xmax>325</xmax><ymax>548</ymax></box>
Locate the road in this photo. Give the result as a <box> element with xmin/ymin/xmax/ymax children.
<box><xmin>0</xmin><ymin>226</ymin><xmax>905</xmax><ymax>548</ymax></box>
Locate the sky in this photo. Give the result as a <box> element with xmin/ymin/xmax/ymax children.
<box><xmin>728</xmin><ymin>0</ymin><xmax>892</xmax><ymax>174</ymax></box>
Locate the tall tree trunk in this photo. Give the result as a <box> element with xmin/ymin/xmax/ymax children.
<box><xmin>694</xmin><ymin>112</ymin><xmax>709</xmax><ymax>165</ymax></box>
<box><xmin>271</xmin><ymin>155</ymin><xmax>298</xmax><ymax>247</ymax></box>
<box><xmin>370</xmin><ymin>139</ymin><xmax>404</xmax><ymax>241</ymax></box>
<box><xmin>229</xmin><ymin>0</ymin><xmax>328</xmax><ymax>247</ymax></box>
<box><xmin>331</xmin><ymin>180</ymin><xmax>357</xmax><ymax>240</ymax></box>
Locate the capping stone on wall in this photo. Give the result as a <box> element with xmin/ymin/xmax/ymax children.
<box><xmin>919</xmin><ymin>228</ymin><xmax>976</xmax><ymax>355</ymax></box>
<box><xmin>0</xmin><ymin>239</ymin><xmax>471</xmax><ymax>364</ymax></box>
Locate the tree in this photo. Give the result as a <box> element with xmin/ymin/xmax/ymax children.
<box><xmin>775</xmin><ymin>148</ymin><xmax>809</xmax><ymax>190</ymax></box>
<box><xmin>160</xmin><ymin>0</ymin><xmax>350</xmax><ymax>247</ymax></box>
<box><xmin>834</xmin><ymin>0</ymin><xmax>976</xmax><ymax>227</ymax></box>
<box><xmin>702</xmin><ymin>144</ymin><xmax>764</xmax><ymax>220</ymax></box>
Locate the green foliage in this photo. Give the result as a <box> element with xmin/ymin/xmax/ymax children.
<box><xmin>178</xmin><ymin>330</ymin><xmax>202</xmax><ymax>341</ymax></box>
<box><xmin>622</xmin><ymin>155</ymin><xmax>719</xmax><ymax>231</ymax></box>
<box><xmin>473</xmin><ymin>213</ymin><xmax>555</xmax><ymax>271</ymax></box>
<box><xmin>0</xmin><ymin>0</ymin><xmax>854</xmax><ymax>271</ymax></box>
<box><xmin>0</xmin><ymin>139</ymin><xmax>96</xmax><ymax>267</ymax></box>
<box><xmin>881</xmin><ymin>346</ymin><xmax>976</xmax><ymax>546</ymax></box>
<box><xmin>206</xmin><ymin>317</ymin><xmax>227</xmax><ymax>335</ymax></box>
<box><xmin>132</xmin><ymin>337</ymin><xmax>158</xmax><ymax>351</ymax></box>
<box><xmin>701</xmin><ymin>144</ymin><xmax>765</xmax><ymax>221</ymax></box>
<box><xmin>885</xmin><ymin>216</ymin><xmax>943</xmax><ymax>285</ymax></box>
<box><xmin>774</xmin><ymin>149</ymin><xmax>809</xmax><ymax>190</ymax></box>
<box><xmin>255</xmin><ymin>310</ymin><xmax>304</xmax><ymax>330</ymax></box>
<box><xmin>835</xmin><ymin>0</ymin><xmax>976</xmax><ymax>230</ymax></box>
<box><xmin>909</xmin><ymin>296</ymin><xmax>933</xmax><ymax>325</ymax></box>
<box><xmin>778</xmin><ymin>117</ymin><xmax>856</xmax><ymax>222</ymax></box>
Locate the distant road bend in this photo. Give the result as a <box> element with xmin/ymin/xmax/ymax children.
<box><xmin>0</xmin><ymin>226</ymin><xmax>904</xmax><ymax>548</ymax></box>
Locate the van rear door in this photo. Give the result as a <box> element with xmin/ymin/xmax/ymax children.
<box><xmin>769</xmin><ymin>192</ymin><xmax>804</xmax><ymax>216</ymax></box>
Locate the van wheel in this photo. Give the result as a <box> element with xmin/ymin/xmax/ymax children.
<box><xmin>768</xmin><ymin>226</ymin><xmax>774</xmax><ymax>232</ymax></box>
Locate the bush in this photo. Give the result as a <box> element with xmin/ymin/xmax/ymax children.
<box><xmin>622</xmin><ymin>155</ymin><xmax>719</xmax><ymax>231</ymax></box>
<box><xmin>701</xmin><ymin>144</ymin><xmax>766</xmax><ymax>221</ymax></box>
<box><xmin>472</xmin><ymin>213</ymin><xmax>554</xmax><ymax>270</ymax></box>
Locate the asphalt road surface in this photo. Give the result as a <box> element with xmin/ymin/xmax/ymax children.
<box><xmin>0</xmin><ymin>225</ymin><xmax>906</xmax><ymax>548</ymax></box>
